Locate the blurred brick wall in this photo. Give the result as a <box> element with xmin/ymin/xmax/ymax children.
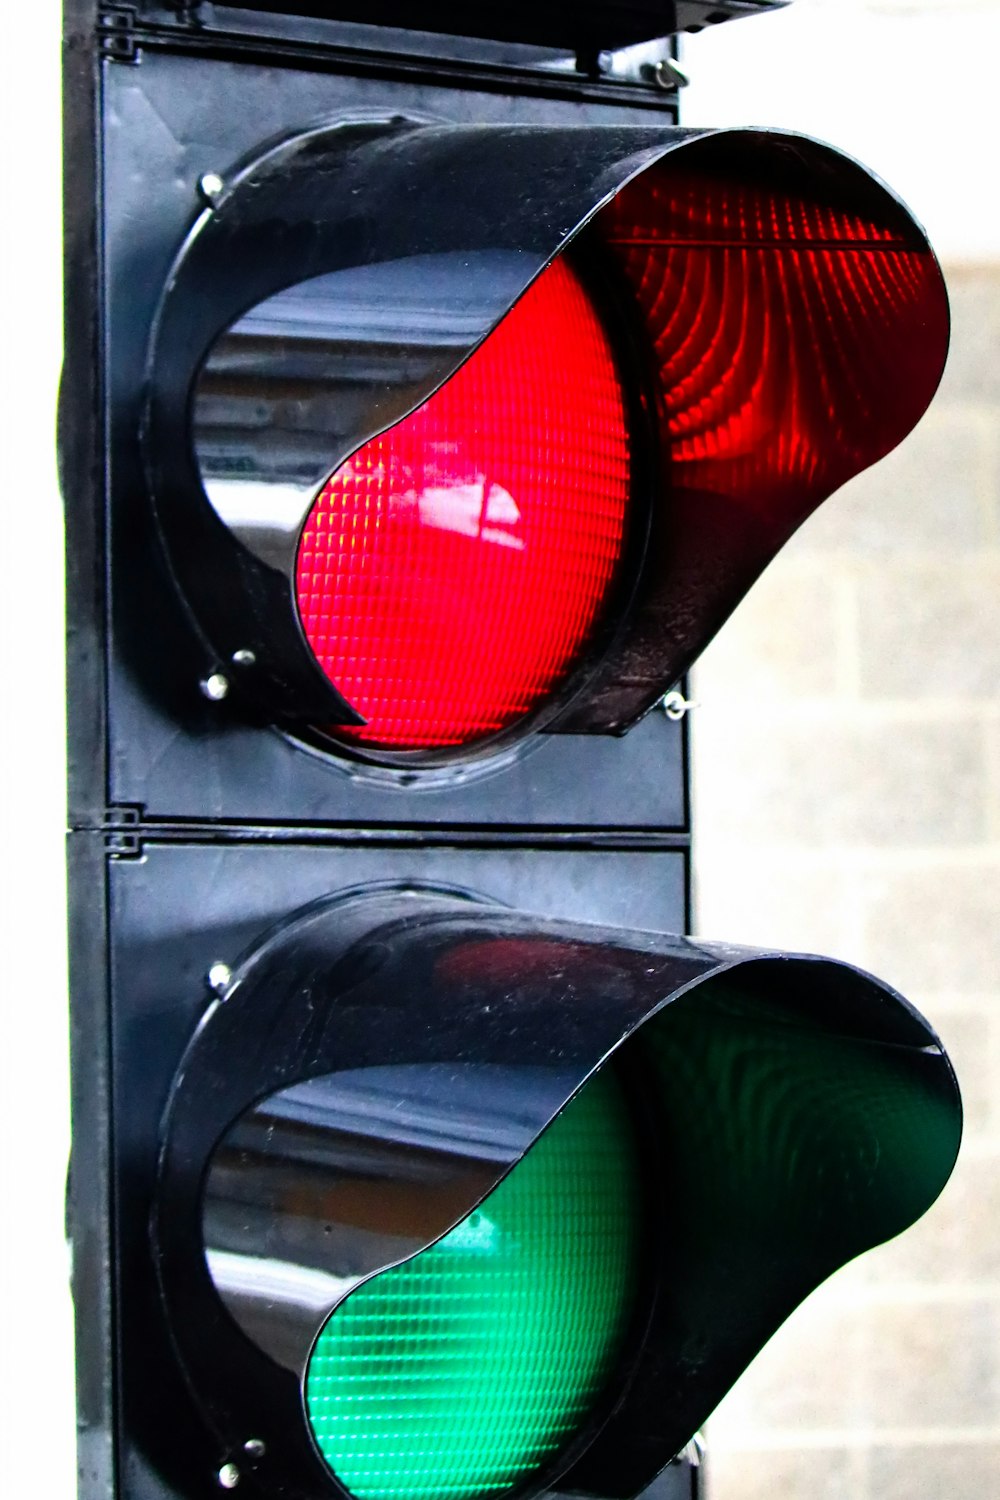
<box><xmin>690</xmin><ymin>264</ymin><xmax>1000</xmax><ymax>1499</ymax></box>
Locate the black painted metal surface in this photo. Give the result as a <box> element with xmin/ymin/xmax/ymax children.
<box><xmin>92</xmin><ymin>46</ymin><xmax>689</xmax><ymax>827</ymax></box>
<box><xmin>126</xmin><ymin>2</ymin><xmax>790</xmax><ymax>52</ymax></box>
<box><xmin>107</xmin><ymin>848</ymin><xmax>689</xmax><ymax>1500</ymax></box>
<box><xmin>63</xmin><ymin>14</ymin><xmax>694</xmax><ymax>1489</ymax></box>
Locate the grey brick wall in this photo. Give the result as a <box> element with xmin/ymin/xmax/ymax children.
<box><xmin>691</xmin><ymin>264</ymin><xmax>1000</xmax><ymax>1498</ymax></box>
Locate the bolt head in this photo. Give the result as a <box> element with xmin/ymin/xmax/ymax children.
<box><xmin>660</xmin><ymin>690</ymin><xmax>692</xmax><ymax>722</ymax></box>
<box><xmin>207</xmin><ymin>962</ymin><xmax>232</xmax><ymax>995</ymax></box>
<box><xmin>653</xmin><ymin>57</ymin><xmax>690</xmax><ymax>91</ymax></box>
<box><xmin>200</xmin><ymin>672</ymin><xmax>230</xmax><ymax>702</ymax></box>
<box><xmin>199</xmin><ymin>172</ymin><xmax>225</xmax><ymax>203</ymax></box>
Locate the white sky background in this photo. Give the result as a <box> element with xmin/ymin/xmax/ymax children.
<box><xmin>0</xmin><ymin>0</ymin><xmax>998</xmax><ymax>1492</ymax></box>
<box><xmin>0</xmin><ymin>0</ymin><xmax>72</xmax><ymax>1489</ymax></box>
<box><xmin>683</xmin><ymin>0</ymin><xmax>1000</xmax><ymax>263</ymax></box>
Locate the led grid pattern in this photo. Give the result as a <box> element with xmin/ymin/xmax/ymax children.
<box><xmin>305</xmin><ymin>1067</ymin><xmax>640</xmax><ymax>1500</ymax></box>
<box><xmin>296</xmin><ymin>258</ymin><xmax>630</xmax><ymax>750</ymax></box>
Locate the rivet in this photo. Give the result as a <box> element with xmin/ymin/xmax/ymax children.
<box><xmin>199</xmin><ymin>171</ymin><xmax>225</xmax><ymax>204</ymax></box>
<box><xmin>207</xmin><ymin>962</ymin><xmax>232</xmax><ymax>995</ymax></box>
<box><xmin>200</xmin><ymin>672</ymin><xmax>230</xmax><ymax>702</ymax></box>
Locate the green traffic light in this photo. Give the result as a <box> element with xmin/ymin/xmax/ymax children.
<box><xmin>305</xmin><ymin>1066</ymin><xmax>640</xmax><ymax>1500</ymax></box>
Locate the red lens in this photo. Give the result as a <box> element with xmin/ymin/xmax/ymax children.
<box><xmin>296</xmin><ymin>258</ymin><xmax>630</xmax><ymax>752</ymax></box>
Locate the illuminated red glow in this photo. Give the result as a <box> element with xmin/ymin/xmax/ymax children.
<box><xmin>602</xmin><ymin>160</ymin><xmax>949</xmax><ymax>516</ymax></box>
<box><xmin>544</xmin><ymin>151</ymin><xmax>951</xmax><ymax>731</ymax></box>
<box><xmin>296</xmin><ymin>258</ymin><xmax>630</xmax><ymax>751</ymax></box>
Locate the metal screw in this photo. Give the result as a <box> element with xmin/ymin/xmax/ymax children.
<box><xmin>200</xmin><ymin>672</ymin><xmax>230</xmax><ymax>701</ymax></box>
<box><xmin>660</xmin><ymin>690</ymin><xmax>698</xmax><ymax>722</ymax></box>
<box><xmin>207</xmin><ymin>962</ymin><xmax>232</xmax><ymax>995</ymax></box>
<box><xmin>243</xmin><ymin>1439</ymin><xmax>266</xmax><ymax>1460</ymax></box>
<box><xmin>231</xmin><ymin>649</ymin><xmax>256</xmax><ymax>668</ymax></box>
<box><xmin>652</xmin><ymin>57</ymin><xmax>690</xmax><ymax>91</ymax></box>
<box><xmin>199</xmin><ymin>171</ymin><xmax>225</xmax><ymax>204</ymax></box>
<box><xmin>217</xmin><ymin>1463</ymin><xmax>240</xmax><ymax>1490</ymax></box>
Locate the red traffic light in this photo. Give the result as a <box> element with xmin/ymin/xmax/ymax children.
<box><xmin>148</xmin><ymin>125</ymin><xmax>947</xmax><ymax>762</ymax></box>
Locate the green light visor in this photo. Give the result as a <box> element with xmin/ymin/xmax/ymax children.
<box><xmin>192</xmin><ymin>920</ymin><xmax>960</xmax><ymax>1500</ymax></box>
<box><xmin>297</xmin><ymin>975</ymin><xmax>959</xmax><ymax>1500</ymax></box>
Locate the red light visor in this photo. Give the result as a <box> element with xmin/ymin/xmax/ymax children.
<box><xmin>166</xmin><ymin>126</ymin><xmax>948</xmax><ymax>749</ymax></box>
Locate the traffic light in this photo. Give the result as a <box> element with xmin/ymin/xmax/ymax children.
<box><xmin>154</xmin><ymin>891</ymin><xmax>960</xmax><ymax>1500</ymax></box>
<box><xmin>62</xmin><ymin>5</ymin><xmax>961</xmax><ymax>1500</ymax></box>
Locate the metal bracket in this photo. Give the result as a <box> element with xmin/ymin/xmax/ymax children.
<box><xmin>97</xmin><ymin>5</ymin><xmax>141</xmax><ymax>63</ymax></box>
<box><xmin>546</xmin><ymin>37</ymin><xmax>690</xmax><ymax>92</ymax></box>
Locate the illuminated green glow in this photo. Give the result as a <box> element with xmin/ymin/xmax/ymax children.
<box><xmin>305</xmin><ymin>1069</ymin><xmax>640</xmax><ymax>1500</ymax></box>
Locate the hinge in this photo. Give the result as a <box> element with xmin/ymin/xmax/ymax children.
<box><xmin>103</xmin><ymin>804</ymin><xmax>145</xmax><ymax>860</ymax></box>
<box><xmin>98</xmin><ymin>5</ymin><xmax>141</xmax><ymax>63</ymax></box>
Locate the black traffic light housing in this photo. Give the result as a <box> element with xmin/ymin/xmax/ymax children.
<box><xmin>61</xmin><ymin>4</ymin><xmax>960</xmax><ymax>1500</ymax></box>
<box><xmin>154</xmin><ymin>889</ymin><xmax>959</xmax><ymax>1500</ymax></box>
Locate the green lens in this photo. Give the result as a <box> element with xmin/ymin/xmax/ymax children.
<box><xmin>305</xmin><ymin>1068</ymin><xmax>640</xmax><ymax>1500</ymax></box>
